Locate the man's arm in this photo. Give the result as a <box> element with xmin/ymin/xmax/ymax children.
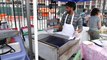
<box><xmin>77</xmin><ymin>16</ymin><xmax>83</xmax><ymax>33</ymax></box>
<box><xmin>53</xmin><ymin>14</ymin><xmax>65</xmax><ymax>30</ymax></box>
<box><xmin>98</xmin><ymin>18</ymin><xmax>101</xmax><ymax>29</ymax></box>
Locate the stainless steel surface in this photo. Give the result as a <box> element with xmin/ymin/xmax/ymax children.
<box><xmin>38</xmin><ymin>34</ymin><xmax>80</xmax><ymax>60</ymax></box>
<box><xmin>25</xmin><ymin>0</ymin><xmax>33</xmax><ymax>59</ymax></box>
<box><xmin>0</xmin><ymin>30</ymin><xmax>18</xmax><ymax>40</ymax></box>
<box><xmin>12</xmin><ymin>0</ymin><xmax>17</xmax><ymax>28</ymax></box>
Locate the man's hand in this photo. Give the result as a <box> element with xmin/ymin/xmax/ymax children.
<box><xmin>74</xmin><ymin>31</ymin><xmax>80</xmax><ymax>37</ymax></box>
<box><xmin>53</xmin><ymin>25</ymin><xmax>62</xmax><ymax>31</ymax></box>
<box><xmin>53</xmin><ymin>25</ymin><xmax>61</xmax><ymax>28</ymax></box>
<box><xmin>76</xmin><ymin>29</ymin><xmax>82</xmax><ymax>33</ymax></box>
<box><xmin>74</xmin><ymin>31</ymin><xmax>81</xmax><ymax>40</ymax></box>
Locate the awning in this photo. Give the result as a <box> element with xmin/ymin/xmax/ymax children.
<box><xmin>58</xmin><ymin>0</ymin><xmax>90</xmax><ymax>2</ymax></box>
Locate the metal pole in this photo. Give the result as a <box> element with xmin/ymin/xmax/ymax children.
<box><xmin>6</xmin><ymin>1</ymin><xmax>10</xmax><ymax>28</ymax></box>
<box><xmin>16</xmin><ymin>0</ymin><xmax>21</xmax><ymax>29</ymax></box>
<box><xmin>1</xmin><ymin>0</ymin><xmax>4</xmax><ymax>21</ymax></box>
<box><xmin>102</xmin><ymin>0</ymin><xmax>106</xmax><ymax>15</ymax></box>
<box><xmin>2</xmin><ymin>0</ymin><xmax>6</xmax><ymax>22</ymax></box>
<box><xmin>89</xmin><ymin>1</ymin><xmax>92</xmax><ymax>10</ymax></box>
<box><xmin>1</xmin><ymin>1</ymin><xmax>3</xmax><ymax>15</ymax></box>
<box><xmin>55</xmin><ymin>2</ymin><xmax>56</xmax><ymax>19</ymax></box>
<box><xmin>9</xmin><ymin>4</ymin><xmax>14</xmax><ymax>28</ymax></box>
<box><xmin>76</xmin><ymin>2</ymin><xmax>77</xmax><ymax>13</ymax></box>
<box><xmin>100</xmin><ymin>0</ymin><xmax>103</xmax><ymax>12</ymax></box>
<box><xmin>21</xmin><ymin>0</ymin><xmax>25</xmax><ymax>27</ymax></box>
<box><xmin>25</xmin><ymin>0</ymin><xmax>33</xmax><ymax>60</ymax></box>
<box><xmin>6</xmin><ymin>2</ymin><xmax>9</xmax><ymax>27</ymax></box>
<box><xmin>83</xmin><ymin>2</ymin><xmax>86</xmax><ymax>8</ymax></box>
<box><xmin>95</xmin><ymin>0</ymin><xmax>98</xmax><ymax>8</ymax></box>
<box><xmin>34</xmin><ymin>0</ymin><xmax>38</xmax><ymax>60</ymax></box>
<box><xmin>12</xmin><ymin>0</ymin><xmax>17</xmax><ymax>28</ymax></box>
<box><xmin>58</xmin><ymin>1</ymin><xmax>61</xmax><ymax>20</ymax></box>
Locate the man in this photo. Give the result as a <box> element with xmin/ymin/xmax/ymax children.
<box><xmin>55</xmin><ymin>1</ymin><xmax>83</xmax><ymax>39</ymax></box>
<box><xmin>80</xmin><ymin>8</ymin><xmax>88</xmax><ymax>26</ymax></box>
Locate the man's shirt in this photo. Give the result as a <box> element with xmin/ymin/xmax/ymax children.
<box><xmin>60</xmin><ymin>12</ymin><xmax>83</xmax><ymax>30</ymax></box>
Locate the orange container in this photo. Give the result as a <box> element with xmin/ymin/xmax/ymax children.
<box><xmin>1</xmin><ymin>14</ymin><xmax>7</xmax><ymax>17</ymax></box>
<box><xmin>30</xmin><ymin>16</ymin><xmax>33</xmax><ymax>20</ymax></box>
<box><xmin>42</xmin><ymin>12</ymin><xmax>49</xmax><ymax>17</ymax></box>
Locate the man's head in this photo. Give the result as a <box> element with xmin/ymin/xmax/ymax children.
<box><xmin>91</xmin><ymin>8</ymin><xmax>100</xmax><ymax>16</ymax></box>
<box><xmin>83</xmin><ymin>8</ymin><xmax>87</xmax><ymax>13</ymax></box>
<box><xmin>65</xmin><ymin>1</ymin><xmax>76</xmax><ymax>13</ymax></box>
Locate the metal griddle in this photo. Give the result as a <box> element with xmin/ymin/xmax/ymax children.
<box><xmin>39</xmin><ymin>35</ymin><xmax>69</xmax><ymax>47</ymax></box>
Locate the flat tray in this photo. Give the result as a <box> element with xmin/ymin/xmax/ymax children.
<box><xmin>39</xmin><ymin>35</ymin><xmax>69</xmax><ymax>48</ymax></box>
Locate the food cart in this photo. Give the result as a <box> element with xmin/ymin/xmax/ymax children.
<box><xmin>38</xmin><ymin>34</ymin><xmax>80</xmax><ymax>60</ymax></box>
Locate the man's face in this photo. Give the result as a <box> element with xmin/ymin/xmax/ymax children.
<box><xmin>66</xmin><ymin>6</ymin><xmax>73</xmax><ymax>13</ymax></box>
<box><xmin>85</xmin><ymin>10</ymin><xmax>87</xmax><ymax>13</ymax></box>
